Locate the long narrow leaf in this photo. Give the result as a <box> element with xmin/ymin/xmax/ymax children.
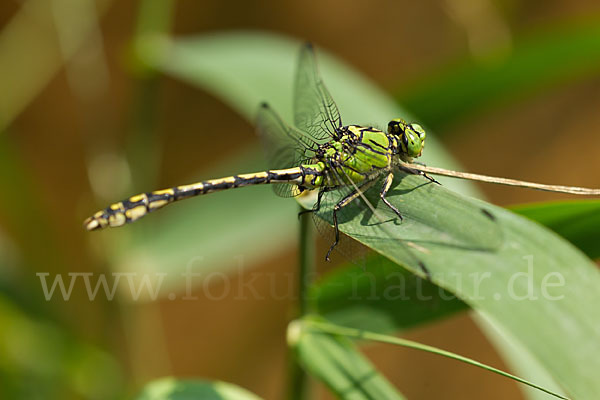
<box><xmin>289</xmin><ymin>318</ymin><xmax>405</xmax><ymax>399</ymax></box>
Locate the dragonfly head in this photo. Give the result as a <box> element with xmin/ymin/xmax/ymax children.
<box><xmin>388</xmin><ymin>118</ymin><xmax>426</xmax><ymax>158</ymax></box>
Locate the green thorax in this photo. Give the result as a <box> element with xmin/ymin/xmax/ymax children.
<box><xmin>303</xmin><ymin>125</ymin><xmax>398</xmax><ymax>189</ymax></box>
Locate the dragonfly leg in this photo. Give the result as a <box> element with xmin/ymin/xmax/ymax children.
<box><xmin>298</xmin><ymin>189</ymin><xmax>326</xmax><ymax>218</ymax></box>
<box><xmin>326</xmin><ymin>190</ymin><xmax>361</xmax><ymax>261</ymax></box>
<box><xmin>422</xmin><ymin>172</ymin><xmax>441</xmax><ymax>185</ymax></box>
<box><xmin>380</xmin><ymin>172</ymin><xmax>403</xmax><ymax>221</ymax></box>
<box><xmin>325</xmin><ymin>209</ymin><xmax>340</xmax><ymax>262</ymax></box>
<box><xmin>399</xmin><ymin>165</ymin><xmax>441</xmax><ymax>185</ymax></box>
<box><xmin>325</xmin><ymin>180</ymin><xmax>375</xmax><ymax>261</ymax></box>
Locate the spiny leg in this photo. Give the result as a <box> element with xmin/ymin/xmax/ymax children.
<box><xmin>380</xmin><ymin>172</ymin><xmax>403</xmax><ymax>221</ymax></box>
<box><xmin>400</xmin><ymin>164</ymin><xmax>441</xmax><ymax>185</ymax></box>
<box><xmin>326</xmin><ymin>180</ymin><xmax>376</xmax><ymax>261</ymax></box>
<box><xmin>298</xmin><ymin>188</ymin><xmax>327</xmax><ymax>218</ymax></box>
<box><xmin>422</xmin><ymin>172</ymin><xmax>441</xmax><ymax>185</ymax></box>
<box><xmin>414</xmin><ymin>168</ymin><xmax>441</xmax><ymax>185</ymax></box>
<box><xmin>326</xmin><ymin>191</ymin><xmax>360</xmax><ymax>262</ymax></box>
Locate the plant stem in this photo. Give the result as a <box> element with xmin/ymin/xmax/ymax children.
<box><xmin>402</xmin><ymin>162</ymin><xmax>600</xmax><ymax>195</ymax></box>
<box><xmin>298</xmin><ymin>208</ymin><xmax>315</xmax><ymax>315</ymax></box>
<box><xmin>287</xmin><ymin>207</ymin><xmax>315</xmax><ymax>400</ymax></box>
<box><xmin>120</xmin><ymin>0</ymin><xmax>177</xmax><ymax>382</ymax></box>
<box><xmin>128</xmin><ymin>0</ymin><xmax>175</xmax><ymax>192</ymax></box>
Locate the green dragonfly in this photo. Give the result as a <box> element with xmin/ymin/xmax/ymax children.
<box><xmin>84</xmin><ymin>43</ymin><xmax>501</xmax><ymax>274</ymax></box>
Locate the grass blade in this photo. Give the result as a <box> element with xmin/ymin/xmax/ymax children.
<box><xmin>304</xmin><ymin>319</ymin><xmax>568</xmax><ymax>400</ymax></box>
<box><xmin>288</xmin><ymin>318</ymin><xmax>406</xmax><ymax>400</ymax></box>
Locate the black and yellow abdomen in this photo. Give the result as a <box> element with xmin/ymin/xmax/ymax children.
<box><xmin>84</xmin><ymin>165</ymin><xmax>324</xmax><ymax>231</ymax></box>
<box><xmin>85</xmin><ymin>125</ymin><xmax>401</xmax><ymax>231</ymax></box>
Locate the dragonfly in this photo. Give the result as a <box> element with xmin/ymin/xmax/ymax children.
<box><xmin>84</xmin><ymin>43</ymin><xmax>446</xmax><ymax>271</ymax></box>
<box><xmin>83</xmin><ymin>43</ymin><xmax>516</xmax><ymax>274</ymax></box>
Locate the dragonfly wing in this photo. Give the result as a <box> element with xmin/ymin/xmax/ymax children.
<box><xmin>272</xmin><ymin>181</ymin><xmax>303</xmax><ymax>197</ymax></box>
<box><xmin>255</xmin><ymin>103</ymin><xmax>317</xmax><ymax>197</ymax></box>
<box><xmin>294</xmin><ymin>43</ymin><xmax>342</xmax><ymax>141</ymax></box>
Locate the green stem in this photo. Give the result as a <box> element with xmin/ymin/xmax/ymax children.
<box><xmin>287</xmin><ymin>208</ymin><xmax>315</xmax><ymax>400</ymax></box>
<box><xmin>128</xmin><ymin>0</ymin><xmax>175</xmax><ymax>192</ymax></box>
<box><xmin>298</xmin><ymin>208</ymin><xmax>315</xmax><ymax>315</ymax></box>
<box><xmin>305</xmin><ymin>320</ymin><xmax>570</xmax><ymax>400</ymax></box>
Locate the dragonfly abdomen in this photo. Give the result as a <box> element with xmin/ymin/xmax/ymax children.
<box><xmin>84</xmin><ymin>166</ymin><xmax>323</xmax><ymax>231</ymax></box>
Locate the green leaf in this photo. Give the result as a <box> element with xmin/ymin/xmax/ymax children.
<box><xmin>311</xmin><ymin>199</ymin><xmax>600</xmax><ymax>334</ymax></box>
<box><xmin>398</xmin><ymin>18</ymin><xmax>600</xmax><ymax>130</ymax></box>
<box><xmin>312</xmin><ymin>197</ymin><xmax>600</xmax><ymax>399</ymax></box>
<box><xmin>136</xmin><ymin>32</ymin><xmax>600</xmax><ymax>398</ymax></box>
<box><xmin>311</xmin><ymin>256</ymin><xmax>468</xmax><ymax>333</ymax></box>
<box><xmin>288</xmin><ymin>317</ymin><xmax>405</xmax><ymax>400</ymax></box>
<box><xmin>314</xmin><ymin>173</ymin><xmax>504</xmax><ymax>272</ymax></box>
<box><xmin>315</xmin><ymin>176</ymin><xmax>599</xmax><ymax>399</ymax></box>
<box><xmin>511</xmin><ymin>200</ymin><xmax>600</xmax><ymax>259</ymax></box>
<box><xmin>311</xmin><ymin>174</ymin><xmax>599</xmax><ymax>400</ymax></box>
<box><xmin>135</xmin><ymin>378</ymin><xmax>262</xmax><ymax>400</ymax></box>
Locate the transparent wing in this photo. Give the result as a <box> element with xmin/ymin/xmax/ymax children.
<box><xmin>294</xmin><ymin>43</ymin><xmax>342</xmax><ymax>142</ymax></box>
<box><xmin>255</xmin><ymin>103</ymin><xmax>318</xmax><ymax>197</ymax></box>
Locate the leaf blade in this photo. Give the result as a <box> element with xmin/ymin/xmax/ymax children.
<box><xmin>289</xmin><ymin>318</ymin><xmax>406</xmax><ymax>400</ymax></box>
<box><xmin>511</xmin><ymin>200</ymin><xmax>600</xmax><ymax>259</ymax></box>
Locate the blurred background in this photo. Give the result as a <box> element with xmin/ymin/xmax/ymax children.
<box><xmin>1</xmin><ymin>0</ymin><xmax>599</xmax><ymax>399</ymax></box>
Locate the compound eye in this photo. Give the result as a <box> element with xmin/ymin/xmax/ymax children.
<box><xmin>406</xmin><ymin>132</ymin><xmax>424</xmax><ymax>158</ymax></box>
<box><xmin>410</xmin><ymin>123</ymin><xmax>426</xmax><ymax>140</ymax></box>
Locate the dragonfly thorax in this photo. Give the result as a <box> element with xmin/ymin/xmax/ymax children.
<box><xmin>308</xmin><ymin>125</ymin><xmax>396</xmax><ymax>189</ymax></box>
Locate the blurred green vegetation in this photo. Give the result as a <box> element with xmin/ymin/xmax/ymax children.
<box><xmin>397</xmin><ymin>17</ymin><xmax>600</xmax><ymax>131</ymax></box>
<box><xmin>1</xmin><ymin>1</ymin><xmax>599</xmax><ymax>399</ymax></box>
